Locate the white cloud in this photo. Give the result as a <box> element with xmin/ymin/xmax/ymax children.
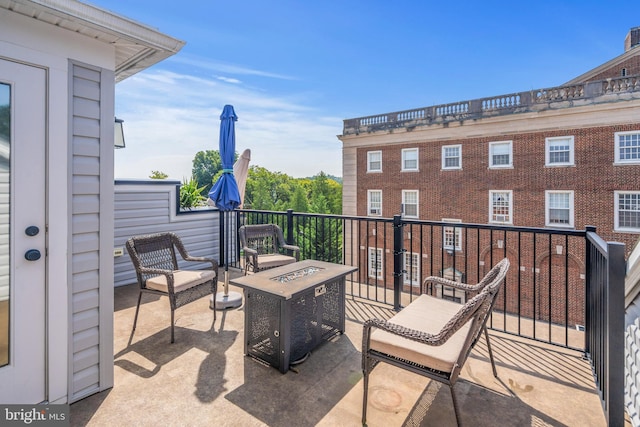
<box><xmin>217</xmin><ymin>76</ymin><xmax>241</xmax><ymax>84</ymax></box>
<box><xmin>114</xmin><ymin>69</ymin><xmax>343</xmax><ymax>180</ymax></box>
<box><xmin>169</xmin><ymin>55</ymin><xmax>297</xmax><ymax>81</ymax></box>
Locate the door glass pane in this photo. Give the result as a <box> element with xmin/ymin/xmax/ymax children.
<box><xmin>0</xmin><ymin>83</ymin><xmax>10</xmax><ymax>367</ymax></box>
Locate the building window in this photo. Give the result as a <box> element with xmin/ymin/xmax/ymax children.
<box><xmin>442</xmin><ymin>218</ymin><xmax>462</xmax><ymax>251</ymax></box>
<box><xmin>546</xmin><ymin>136</ymin><xmax>574</xmax><ymax>166</ymax></box>
<box><xmin>546</xmin><ymin>191</ymin><xmax>574</xmax><ymax>227</ymax></box>
<box><xmin>403</xmin><ymin>252</ymin><xmax>420</xmax><ymax>286</ymax></box>
<box><xmin>622</xmin><ymin>68</ymin><xmax>627</xmax><ymax>77</ymax></box>
<box><xmin>615</xmin><ymin>191</ymin><xmax>640</xmax><ymax>232</ymax></box>
<box><xmin>615</xmin><ymin>131</ymin><xmax>640</xmax><ymax>164</ymax></box>
<box><xmin>367</xmin><ymin>190</ymin><xmax>382</xmax><ymax>216</ymax></box>
<box><xmin>401</xmin><ymin>148</ymin><xmax>419</xmax><ymax>171</ymax></box>
<box><xmin>368</xmin><ymin>247</ymin><xmax>383</xmax><ymax>279</ymax></box>
<box><xmin>489</xmin><ymin>141</ymin><xmax>513</xmax><ymax>168</ymax></box>
<box><xmin>367</xmin><ymin>151</ymin><xmax>382</xmax><ymax>172</ymax></box>
<box><xmin>442</xmin><ymin>145</ymin><xmax>462</xmax><ymax>170</ymax></box>
<box><xmin>489</xmin><ymin>191</ymin><xmax>512</xmax><ymax>224</ymax></box>
<box><xmin>402</xmin><ymin>190</ymin><xmax>419</xmax><ymax>218</ymax></box>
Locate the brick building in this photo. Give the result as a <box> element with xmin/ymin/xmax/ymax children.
<box><xmin>338</xmin><ymin>27</ymin><xmax>640</xmax><ymax>327</ymax></box>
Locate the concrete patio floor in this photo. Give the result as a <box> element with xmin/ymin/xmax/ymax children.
<box><xmin>71</xmin><ymin>270</ymin><xmax>610</xmax><ymax>426</ymax></box>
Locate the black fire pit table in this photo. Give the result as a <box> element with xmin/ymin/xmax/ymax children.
<box><xmin>230</xmin><ymin>260</ymin><xmax>357</xmax><ymax>373</ymax></box>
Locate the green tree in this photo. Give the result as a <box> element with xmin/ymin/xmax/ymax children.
<box><xmin>149</xmin><ymin>170</ymin><xmax>168</xmax><ymax>179</ymax></box>
<box><xmin>309</xmin><ymin>172</ymin><xmax>342</xmax><ymax>214</ymax></box>
<box><xmin>244</xmin><ymin>166</ymin><xmax>294</xmax><ymax>210</ymax></box>
<box><xmin>191</xmin><ymin>150</ymin><xmax>222</xmax><ymax>196</ymax></box>
<box><xmin>291</xmin><ymin>184</ymin><xmax>309</xmax><ymax>213</ymax></box>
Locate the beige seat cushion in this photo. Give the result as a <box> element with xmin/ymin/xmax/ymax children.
<box><xmin>146</xmin><ymin>270</ymin><xmax>216</xmax><ymax>293</ymax></box>
<box><xmin>256</xmin><ymin>254</ymin><xmax>297</xmax><ymax>270</ymax></box>
<box><xmin>370</xmin><ymin>294</ymin><xmax>472</xmax><ymax>373</ymax></box>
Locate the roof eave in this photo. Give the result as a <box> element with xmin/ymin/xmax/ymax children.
<box><xmin>5</xmin><ymin>0</ymin><xmax>185</xmax><ymax>81</ymax></box>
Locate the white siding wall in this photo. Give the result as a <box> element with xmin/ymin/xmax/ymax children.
<box><xmin>114</xmin><ymin>181</ymin><xmax>220</xmax><ymax>287</ymax></box>
<box><xmin>69</xmin><ymin>61</ymin><xmax>114</xmax><ymax>402</ymax></box>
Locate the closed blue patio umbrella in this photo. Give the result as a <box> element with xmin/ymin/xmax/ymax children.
<box><xmin>209</xmin><ymin>105</ymin><xmax>242</xmax><ymax>309</ymax></box>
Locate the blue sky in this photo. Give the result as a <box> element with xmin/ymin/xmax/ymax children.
<box><xmin>90</xmin><ymin>0</ymin><xmax>640</xmax><ymax>179</ymax></box>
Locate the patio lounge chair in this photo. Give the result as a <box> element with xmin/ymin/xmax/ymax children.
<box><xmin>239</xmin><ymin>224</ymin><xmax>300</xmax><ymax>274</ymax></box>
<box><xmin>126</xmin><ymin>232</ymin><xmax>218</xmax><ymax>343</ymax></box>
<box><xmin>362</xmin><ymin>258</ymin><xmax>510</xmax><ymax>426</ymax></box>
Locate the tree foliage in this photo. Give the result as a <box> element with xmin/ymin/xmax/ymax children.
<box><xmin>149</xmin><ymin>170</ymin><xmax>168</xmax><ymax>179</ymax></box>
<box><xmin>244</xmin><ymin>167</ymin><xmax>341</xmax><ymax>215</ymax></box>
<box><xmin>192</xmin><ymin>150</ymin><xmax>222</xmax><ymax>196</ymax></box>
<box><xmin>187</xmin><ymin>151</ymin><xmax>342</xmax><ymax>214</ymax></box>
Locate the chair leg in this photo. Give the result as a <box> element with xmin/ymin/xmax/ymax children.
<box><xmin>170</xmin><ymin>309</ymin><xmax>175</xmax><ymax>343</ymax></box>
<box><xmin>362</xmin><ymin>368</ymin><xmax>369</xmax><ymax>426</ymax></box>
<box><xmin>450</xmin><ymin>384</ymin><xmax>462</xmax><ymax>427</ymax></box>
<box><xmin>131</xmin><ymin>292</ymin><xmax>143</xmax><ymax>335</ymax></box>
<box><xmin>484</xmin><ymin>325</ymin><xmax>498</xmax><ymax>377</ymax></box>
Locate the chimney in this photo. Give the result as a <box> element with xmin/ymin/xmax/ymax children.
<box><xmin>625</xmin><ymin>27</ymin><xmax>640</xmax><ymax>51</ymax></box>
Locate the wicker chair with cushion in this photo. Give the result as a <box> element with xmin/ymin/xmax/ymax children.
<box><xmin>239</xmin><ymin>224</ymin><xmax>300</xmax><ymax>274</ymax></box>
<box><xmin>126</xmin><ymin>232</ymin><xmax>218</xmax><ymax>343</ymax></box>
<box><xmin>362</xmin><ymin>258</ymin><xmax>510</xmax><ymax>426</ymax></box>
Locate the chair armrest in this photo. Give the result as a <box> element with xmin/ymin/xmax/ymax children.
<box><xmin>422</xmin><ymin>276</ymin><xmax>483</xmax><ymax>294</ymax></box>
<box><xmin>181</xmin><ymin>255</ymin><xmax>218</xmax><ymax>273</ymax></box>
<box><xmin>138</xmin><ymin>266</ymin><xmax>174</xmax><ymax>277</ymax></box>
<box><xmin>282</xmin><ymin>244</ymin><xmax>300</xmax><ymax>260</ymax></box>
<box><xmin>242</xmin><ymin>247</ymin><xmax>258</xmax><ymax>269</ymax></box>
<box><xmin>243</xmin><ymin>247</ymin><xmax>258</xmax><ymax>256</ymax></box>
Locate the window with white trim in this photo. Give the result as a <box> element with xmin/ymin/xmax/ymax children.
<box><xmin>367</xmin><ymin>190</ymin><xmax>382</xmax><ymax>216</ymax></box>
<box><xmin>443</xmin><ymin>218</ymin><xmax>462</xmax><ymax>251</ymax></box>
<box><xmin>442</xmin><ymin>145</ymin><xmax>462</xmax><ymax>170</ymax></box>
<box><xmin>368</xmin><ymin>247</ymin><xmax>383</xmax><ymax>279</ymax></box>
<box><xmin>489</xmin><ymin>191</ymin><xmax>513</xmax><ymax>224</ymax></box>
<box><xmin>401</xmin><ymin>148</ymin><xmax>419</xmax><ymax>171</ymax></box>
<box><xmin>546</xmin><ymin>136</ymin><xmax>574</xmax><ymax>166</ymax></box>
<box><xmin>367</xmin><ymin>150</ymin><xmax>382</xmax><ymax>172</ymax></box>
<box><xmin>615</xmin><ymin>191</ymin><xmax>640</xmax><ymax>232</ymax></box>
<box><xmin>489</xmin><ymin>141</ymin><xmax>512</xmax><ymax>168</ymax></box>
<box><xmin>545</xmin><ymin>191</ymin><xmax>574</xmax><ymax>227</ymax></box>
<box><xmin>402</xmin><ymin>190</ymin><xmax>419</xmax><ymax>218</ymax></box>
<box><xmin>615</xmin><ymin>131</ymin><xmax>640</xmax><ymax>164</ymax></box>
<box><xmin>403</xmin><ymin>252</ymin><xmax>420</xmax><ymax>286</ymax></box>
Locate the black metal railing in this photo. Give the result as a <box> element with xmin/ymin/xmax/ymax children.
<box><xmin>585</xmin><ymin>227</ymin><xmax>625</xmax><ymax>427</ymax></box>
<box><xmin>221</xmin><ymin>209</ymin><xmax>624</xmax><ymax>425</ymax></box>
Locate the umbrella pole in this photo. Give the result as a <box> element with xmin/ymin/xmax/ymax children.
<box><xmin>212</xmin><ymin>210</ymin><xmax>242</xmax><ymax>310</ymax></box>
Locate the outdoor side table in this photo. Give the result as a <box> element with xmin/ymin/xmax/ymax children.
<box><xmin>230</xmin><ymin>260</ymin><xmax>357</xmax><ymax>373</ymax></box>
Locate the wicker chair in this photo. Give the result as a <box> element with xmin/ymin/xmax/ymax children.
<box><xmin>362</xmin><ymin>258</ymin><xmax>510</xmax><ymax>426</ymax></box>
<box><xmin>238</xmin><ymin>224</ymin><xmax>300</xmax><ymax>274</ymax></box>
<box><xmin>126</xmin><ymin>232</ymin><xmax>218</xmax><ymax>343</ymax></box>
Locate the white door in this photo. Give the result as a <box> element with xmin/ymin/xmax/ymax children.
<box><xmin>0</xmin><ymin>59</ymin><xmax>46</xmax><ymax>403</ymax></box>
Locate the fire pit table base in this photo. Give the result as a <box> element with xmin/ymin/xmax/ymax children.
<box><xmin>231</xmin><ymin>260</ymin><xmax>357</xmax><ymax>373</ymax></box>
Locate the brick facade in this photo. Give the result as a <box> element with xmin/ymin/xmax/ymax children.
<box><xmin>340</xmin><ymin>30</ymin><xmax>640</xmax><ymax>328</ymax></box>
<box><xmin>356</xmin><ymin>123</ymin><xmax>640</xmax><ymax>253</ymax></box>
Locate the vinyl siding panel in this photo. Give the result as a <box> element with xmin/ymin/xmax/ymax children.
<box><xmin>113</xmin><ymin>181</ymin><xmax>220</xmax><ymax>287</ymax></box>
<box><xmin>69</xmin><ymin>62</ymin><xmax>109</xmax><ymax>402</ymax></box>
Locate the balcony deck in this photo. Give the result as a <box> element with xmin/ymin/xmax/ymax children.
<box><xmin>70</xmin><ymin>270</ymin><xmax>609</xmax><ymax>426</ymax></box>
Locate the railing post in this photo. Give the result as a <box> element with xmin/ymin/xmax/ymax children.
<box><xmin>606</xmin><ymin>241</ymin><xmax>625</xmax><ymax>427</ymax></box>
<box><xmin>585</xmin><ymin>225</ymin><xmax>596</xmax><ymax>354</ymax></box>
<box><xmin>393</xmin><ymin>215</ymin><xmax>403</xmax><ymax>311</ymax></box>
<box><xmin>286</xmin><ymin>209</ymin><xmax>294</xmax><ymax>245</ymax></box>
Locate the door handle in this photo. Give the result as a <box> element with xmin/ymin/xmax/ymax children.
<box><xmin>24</xmin><ymin>249</ymin><xmax>41</xmax><ymax>261</ymax></box>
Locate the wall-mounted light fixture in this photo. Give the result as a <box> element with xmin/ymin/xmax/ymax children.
<box><xmin>556</xmin><ymin>245</ymin><xmax>563</xmax><ymax>255</ymax></box>
<box><xmin>371</xmin><ymin>228</ymin><xmax>376</xmax><ymax>236</ymax></box>
<box><xmin>496</xmin><ymin>239</ymin><xmax>504</xmax><ymax>249</ymax></box>
<box><xmin>114</xmin><ymin>117</ymin><xmax>125</xmax><ymax>149</ymax></box>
